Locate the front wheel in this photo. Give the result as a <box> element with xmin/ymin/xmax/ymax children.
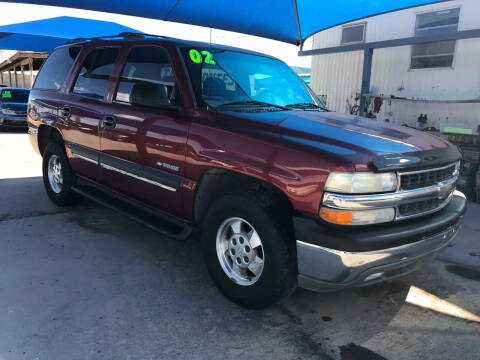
<box><xmin>42</xmin><ymin>142</ymin><xmax>82</xmax><ymax>206</ymax></box>
<box><xmin>202</xmin><ymin>192</ymin><xmax>297</xmax><ymax>308</ymax></box>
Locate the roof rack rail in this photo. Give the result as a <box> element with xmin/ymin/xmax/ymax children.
<box><xmin>65</xmin><ymin>32</ymin><xmax>171</xmax><ymax>45</ymax></box>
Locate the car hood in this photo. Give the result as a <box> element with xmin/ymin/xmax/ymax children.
<box><xmin>220</xmin><ymin>110</ymin><xmax>451</xmax><ymax>169</ymax></box>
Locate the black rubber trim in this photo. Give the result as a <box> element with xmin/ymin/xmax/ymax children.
<box><xmin>100</xmin><ymin>153</ymin><xmax>181</xmax><ymax>190</ymax></box>
<box><xmin>294</xmin><ymin>194</ymin><xmax>467</xmax><ymax>252</ymax></box>
<box><xmin>373</xmin><ymin>146</ymin><xmax>461</xmax><ymax>172</ymax></box>
<box><xmin>70</xmin><ymin>143</ymin><xmax>99</xmax><ymax>163</ymax></box>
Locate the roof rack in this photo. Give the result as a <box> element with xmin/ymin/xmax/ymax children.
<box><xmin>66</xmin><ymin>32</ymin><xmax>170</xmax><ymax>44</ymax></box>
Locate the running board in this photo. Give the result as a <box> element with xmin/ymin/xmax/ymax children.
<box><xmin>71</xmin><ymin>181</ymin><xmax>192</xmax><ymax>241</ymax></box>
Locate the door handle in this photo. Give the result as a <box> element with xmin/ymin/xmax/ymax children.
<box><xmin>61</xmin><ymin>105</ymin><xmax>71</xmax><ymax>119</ymax></box>
<box><xmin>102</xmin><ymin>115</ymin><xmax>117</xmax><ymax>128</ymax></box>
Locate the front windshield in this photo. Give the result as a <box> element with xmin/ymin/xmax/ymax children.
<box><xmin>1</xmin><ymin>89</ymin><xmax>29</xmax><ymax>103</ymax></box>
<box><xmin>180</xmin><ymin>47</ymin><xmax>323</xmax><ymax>111</ymax></box>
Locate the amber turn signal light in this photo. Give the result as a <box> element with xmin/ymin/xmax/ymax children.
<box><xmin>320</xmin><ymin>208</ymin><xmax>354</xmax><ymax>225</ymax></box>
<box><xmin>320</xmin><ymin>207</ymin><xmax>395</xmax><ymax>225</ymax></box>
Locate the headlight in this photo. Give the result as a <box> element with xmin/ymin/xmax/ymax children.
<box><xmin>320</xmin><ymin>207</ymin><xmax>395</xmax><ymax>225</ymax></box>
<box><xmin>325</xmin><ymin>172</ymin><xmax>397</xmax><ymax>194</ymax></box>
<box><xmin>1</xmin><ymin>108</ymin><xmax>16</xmax><ymax>115</ymax></box>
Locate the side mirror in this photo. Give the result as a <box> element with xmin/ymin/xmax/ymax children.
<box><xmin>130</xmin><ymin>82</ymin><xmax>178</xmax><ymax>109</ymax></box>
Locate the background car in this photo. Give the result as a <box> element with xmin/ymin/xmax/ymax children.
<box><xmin>0</xmin><ymin>87</ymin><xmax>30</xmax><ymax>131</ymax></box>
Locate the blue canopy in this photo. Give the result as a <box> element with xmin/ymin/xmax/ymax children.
<box><xmin>0</xmin><ymin>0</ymin><xmax>449</xmax><ymax>45</ymax></box>
<box><xmin>0</xmin><ymin>16</ymin><xmax>140</xmax><ymax>51</ymax></box>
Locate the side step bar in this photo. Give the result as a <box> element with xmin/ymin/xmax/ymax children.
<box><xmin>71</xmin><ymin>180</ymin><xmax>192</xmax><ymax>241</ymax></box>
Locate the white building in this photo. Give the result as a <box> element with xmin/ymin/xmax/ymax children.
<box><xmin>310</xmin><ymin>0</ymin><xmax>480</xmax><ymax>131</ymax></box>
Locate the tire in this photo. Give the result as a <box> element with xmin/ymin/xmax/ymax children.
<box><xmin>42</xmin><ymin>142</ymin><xmax>82</xmax><ymax>206</ymax></box>
<box><xmin>201</xmin><ymin>191</ymin><xmax>297</xmax><ymax>308</ymax></box>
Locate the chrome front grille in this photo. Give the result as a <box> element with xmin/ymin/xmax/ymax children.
<box><xmin>395</xmin><ymin>162</ymin><xmax>459</xmax><ymax>219</ymax></box>
<box><xmin>399</xmin><ymin>164</ymin><xmax>457</xmax><ymax>190</ymax></box>
<box><xmin>398</xmin><ymin>197</ymin><xmax>444</xmax><ymax>218</ymax></box>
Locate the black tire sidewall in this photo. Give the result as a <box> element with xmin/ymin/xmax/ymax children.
<box><xmin>202</xmin><ymin>194</ymin><xmax>296</xmax><ymax>308</ymax></box>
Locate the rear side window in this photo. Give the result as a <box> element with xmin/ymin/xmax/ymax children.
<box><xmin>34</xmin><ymin>46</ymin><xmax>81</xmax><ymax>90</ymax></box>
<box><xmin>115</xmin><ymin>46</ymin><xmax>177</xmax><ymax>106</ymax></box>
<box><xmin>73</xmin><ymin>47</ymin><xmax>119</xmax><ymax>100</ymax></box>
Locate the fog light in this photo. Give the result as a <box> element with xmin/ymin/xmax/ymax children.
<box><xmin>320</xmin><ymin>207</ymin><xmax>395</xmax><ymax>225</ymax></box>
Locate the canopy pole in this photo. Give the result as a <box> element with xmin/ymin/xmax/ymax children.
<box><xmin>359</xmin><ymin>47</ymin><xmax>373</xmax><ymax>116</ymax></box>
<box><xmin>293</xmin><ymin>0</ymin><xmax>303</xmax><ymax>50</ymax></box>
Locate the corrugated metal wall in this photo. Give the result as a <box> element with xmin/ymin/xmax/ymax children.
<box><xmin>310</xmin><ymin>0</ymin><xmax>480</xmax><ymax>128</ymax></box>
<box><xmin>311</xmin><ymin>50</ymin><xmax>363</xmax><ymax>114</ymax></box>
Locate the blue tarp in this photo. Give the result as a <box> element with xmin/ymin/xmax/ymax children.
<box><xmin>0</xmin><ymin>16</ymin><xmax>140</xmax><ymax>51</ymax></box>
<box><xmin>0</xmin><ymin>0</ymin><xmax>449</xmax><ymax>45</ymax></box>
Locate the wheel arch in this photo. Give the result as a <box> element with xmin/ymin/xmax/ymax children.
<box><xmin>38</xmin><ymin>125</ymin><xmax>64</xmax><ymax>156</ymax></box>
<box><xmin>194</xmin><ymin>168</ymin><xmax>294</xmax><ymax>226</ymax></box>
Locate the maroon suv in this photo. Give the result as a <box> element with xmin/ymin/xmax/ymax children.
<box><xmin>28</xmin><ymin>34</ymin><xmax>466</xmax><ymax>308</ymax></box>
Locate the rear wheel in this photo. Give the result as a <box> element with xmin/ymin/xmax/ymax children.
<box><xmin>202</xmin><ymin>192</ymin><xmax>297</xmax><ymax>308</ymax></box>
<box><xmin>42</xmin><ymin>142</ymin><xmax>82</xmax><ymax>206</ymax></box>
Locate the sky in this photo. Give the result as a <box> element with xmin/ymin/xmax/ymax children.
<box><xmin>0</xmin><ymin>2</ymin><xmax>312</xmax><ymax>67</ymax></box>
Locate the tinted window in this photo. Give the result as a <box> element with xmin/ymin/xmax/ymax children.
<box><xmin>341</xmin><ymin>24</ymin><xmax>365</xmax><ymax>44</ymax></box>
<box><xmin>73</xmin><ymin>48</ymin><xmax>119</xmax><ymax>99</ymax></box>
<box><xmin>34</xmin><ymin>46</ymin><xmax>80</xmax><ymax>90</ymax></box>
<box><xmin>1</xmin><ymin>89</ymin><xmax>30</xmax><ymax>103</ymax></box>
<box><xmin>115</xmin><ymin>46</ymin><xmax>177</xmax><ymax>105</ymax></box>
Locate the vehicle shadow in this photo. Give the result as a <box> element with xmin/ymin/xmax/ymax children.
<box><xmin>0</xmin><ymin>127</ymin><xmax>28</xmax><ymax>133</ymax></box>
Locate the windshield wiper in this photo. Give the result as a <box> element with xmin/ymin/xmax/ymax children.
<box><xmin>217</xmin><ymin>100</ymin><xmax>289</xmax><ymax>110</ymax></box>
<box><xmin>285</xmin><ymin>102</ymin><xmax>328</xmax><ymax>111</ymax></box>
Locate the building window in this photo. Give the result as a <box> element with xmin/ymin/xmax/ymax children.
<box><xmin>411</xmin><ymin>8</ymin><xmax>459</xmax><ymax>69</ymax></box>
<box><xmin>341</xmin><ymin>23</ymin><xmax>365</xmax><ymax>44</ymax></box>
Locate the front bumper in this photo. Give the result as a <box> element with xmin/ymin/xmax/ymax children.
<box><xmin>295</xmin><ymin>191</ymin><xmax>467</xmax><ymax>292</ymax></box>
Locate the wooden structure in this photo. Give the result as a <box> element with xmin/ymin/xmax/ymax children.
<box><xmin>0</xmin><ymin>51</ymin><xmax>48</xmax><ymax>88</ymax></box>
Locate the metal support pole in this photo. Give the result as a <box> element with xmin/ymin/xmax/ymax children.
<box><xmin>8</xmin><ymin>69</ymin><xmax>12</xmax><ymax>86</ymax></box>
<box><xmin>21</xmin><ymin>65</ymin><xmax>25</xmax><ymax>88</ymax></box>
<box><xmin>29</xmin><ymin>58</ymin><xmax>34</xmax><ymax>88</ymax></box>
<box><xmin>14</xmin><ymin>67</ymin><xmax>18</xmax><ymax>87</ymax></box>
<box><xmin>359</xmin><ymin>47</ymin><xmax>373</xmax><ymax>117</ymax></box>
<box><xmin>293</xmin><ymin>0</ymin><xmax>303</xmax><ymax>49</ymax></box>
